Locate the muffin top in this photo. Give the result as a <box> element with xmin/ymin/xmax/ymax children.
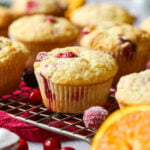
<box><xmin>34</xmin><ymin>46</ymin><xmax>118</xmax><ymax>85</ymax></box>
<box><xmin>0</xmin><ymin>6</ymin><xmax>13</xmax><ymax>28</ymax></box>
<box><xmin>140</xmin><ymin>17</ymin><xmax>150</xmax><ymax>33</ymax></box>
<box><xmin>11</xmin><ymin>0</ymin><xmax>68</xmax><ymax>16</ymax></box>
<box><xmin>115</xmin><ymin>70</ymin><xmax>150</xmax><ymax>105</ymax></box>
<box><xmin>9</xmin><ymin>14</ymin><xmax>78</xmax><ymax>43</ymax></box>
<box><xmin>80</xmin><ymin>22</ymin><xmax>150</xmax><ymax>54</ymax></box>
<box><xmin>0</xmin><ymin>37</ymin><xmax>29</xmax><ymax>61</ymax></box>
<box><xmin>70</xmin><ymin>3</ymin><xmax>135</xmax><ymax>27</ymax></box>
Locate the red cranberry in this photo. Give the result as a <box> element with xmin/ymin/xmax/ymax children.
<box><xmin>23</xmin><ymin>68</ymin><xmax>38</xmax><ymax>87</ymax></box>
<box><xmin>46</xmin><ymin>16</ymin><xmax>56</xmax><ymax>23</ymax></box>
<box><xmin>118</xmin><ymin>35</ymin><xmax>136</xmax><ymax>60</ymax></box>
<box><xmin>35</xmin><ymin>52</ymin><xmax>47</xmax><ymax>62</ymax></box>
<box><xmin>43</xmin><ymin>138</ymin><xmax>61</xmax><ymax>150</ymax></box>
<box><xmin>60</xmin><ymin>147</ymin><xmax>75</xmax><ymax>150</ymax></box>
<box><xmin>57</xmin><ymin>52</ymin><xmax>78</xmax><ymax>58</ymax></box>
<box><xmin>26</xmin><ymin>0</ymin><xmax>38</xmax><ymax>13</ymax></box>
<box><xmin>82</xmin><ymin>25</ymin><xmax>95</xmax><ymax>34</ymax></box>
<box><xmin>29</xmin><ymin>89</ymin><xmax>42</xmax><ymax>105</ymax></box>
<box><xmin>17</xmin><ymin>139</ymin><xmax>28</xmax><ymax>150</ymax></box>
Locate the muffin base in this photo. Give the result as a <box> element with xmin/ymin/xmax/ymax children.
<box><xmin>108</xmin><ymin>50</ymin><xmax>149</xmax><ymax>83</ymax></box>
<box><xmin>35</xmin><ymin>72</ymin><xmax>113</xmax><ymax>114</ymax></box>
<box><xmin>0</xmin><ymin>54</ymin><xmax>26</xmax><ymax>96</ymax></box>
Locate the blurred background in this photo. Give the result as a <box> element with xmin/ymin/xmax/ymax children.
<box><xmin>1</xmin><ymin>0</ymin><xmax>150</xmax><ymax>25</ymax></box>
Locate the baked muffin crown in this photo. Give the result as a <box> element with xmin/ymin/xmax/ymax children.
<box><xmin>70</xmin><ymin>3</ymin><xmax>135</xmax><ymax>27</ymax></box>
<box><xmin>9</xmin><ymin>14</ymin><xmax>79</xmax><ymax>43</ymax></box>
<box><xmin>140</xmin><ymin>17</ymin><xmax>150</xmax><ymax>33</ymax></box>
<box><xmin>34</xmin><ymin>46</ymin><xmax>118</xmax><ymax>85</ymax></box>
<box><xmin>11</xmin><ymin>0</ymin><xmax>68</xmax><ymax>16</ymax></box>
<box><xmin>80</xmin><ymin>22</ymin><xmax>150</xmax><ymax>52</ymax></box>
<box><xmin>0</xmin><ymin>6</ymin><xmax>13</xmax><ymax>27</ymax></box>
<box><xmin>115</xmin><ymin>70</ymin><xmax>150</xmax><ymax>105</ymax></box>
<box><xmin>0</xmin><ymin>36</ymin><xmax>29</xmax><ymax>61</ymax></box>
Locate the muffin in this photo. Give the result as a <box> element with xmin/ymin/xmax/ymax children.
<box><xmin>0</xmin><ymin>6</ymin><xmax>13</xmax><ymax>37</ymax></box>
<box><xmin>80</xmin><ymin>22</ymin><xmax>150</xmax><ymax>83</ymax></box>
<box><xmin>11</xmin><ymin>0</ymin><xmax>68</xmax><ymax>18</ymax></box>
<box><xmin>140</xmin><ymin>17</ymin><xmax>150</xmax><ymax>33</ymax></box>
<box><xmin>70</xmin><ymin>3</ymin><xmax>135</xmax><ymax>29</ymax></box>
<box><xmin>34</xmin><ymin>46</ymin><xmax>118</xmax><ymax>113</ymax></box>
<box><xmin>0</xmin><ymin>37</ymin><xmax>29</xmax><ymax>95</ymax></box>
<box><xmin>115</xmin><ymin>70</ymin><xmax>150</xmax><ymax>108</ymax></box>
<box><xmin>9</xmin><ymin>14</ymin><xmax>79</xmax><ymax>68</ymax></box>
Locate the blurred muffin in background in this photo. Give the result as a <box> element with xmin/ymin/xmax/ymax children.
<box><xmin>9</xmin><ymin>14</ymin><xmax>79</xmax><ymax>68</ymax></box>
<box><xmin>80</xmin><ymin>22</ymin><xmax>150</xmax><ymax>83</ymax></box>
<box><xmin>0</xmin><ymin>37</ymin><xmax>29</xmax><ymax>95</ymax></box>
<box><xmin>115</xmin><ymin>70</ymin><xmax>150</xmax><ymax>108</ymax></box>
<box><xmin>0</xmin><ymin>6</ymin><xmax>13</xmax><ymax>37</ymax></box>
<box><xmin>11</xmin><ymin>0</ymin><xmax>68</xmax><ymax>18</ymax></box>
<box><xmin>140</xmin><ymin>17</ymin><xmax>150</xmax><ymax>33</ymax></box>
<box><xmin>70</xmin><ymin>3</ymin><xmax>135</xmax><ymax>29</ymax></box>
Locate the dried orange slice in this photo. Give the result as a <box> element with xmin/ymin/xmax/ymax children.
<box><xmin>65</xmin><ymin>0</ymin><xmax>85</xmax><ymax>18</ymax></box>
<box><xmin>91</xmin><ymin>105</ymin><xmax>150</xmax><ymax>150</ymax></box>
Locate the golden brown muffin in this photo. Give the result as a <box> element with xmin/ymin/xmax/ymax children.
<box><xmin>9</xmin><ymin>14</ymin><xmax>79</xmax><ymax>68</ymax></box>
<box><xmin>70</xmin><ymin>3</ymin><xmax>135</xmax><ymax>28</ymax></box>
<box><xmin>11</xmin><ymin>0</ymin><xmax>68</xmax><ymax>18</ymax></box>
<box><xmin>0</xmin><ymin>6</ymin><xmax>13</xmax><ymax>37</ymax></box>
<box><xmin>115</xmin><ymin>70</ymin><xmax>150</xmax><ymax>108</ymax></box>
<box><xmin>80</xmin><ymin>22</ymin><xmax>150</xmax><ymax>83</ymax></box>
<box><xmin>34</xmin><ymin>46</ymin><xmax>118</xmax><ymax>113</ymax></box>
<box><xmin>140</xmin><ymin>17</ymin><xmax>150</xmax><ymax>33</ymax></box>
<box><xmin>0</xmin><ymin>37</ymin><xmax>29</xmax><ymax>95</ymax></box>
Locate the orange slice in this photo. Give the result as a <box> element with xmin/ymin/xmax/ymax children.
<box><xmin>65</xmin><ymin>0</ymin><xmax>85</xmax><ymax>18</ymax></box>
<box><xmin>91</xmin><ymin>105</ymin><xmax>150</xmax><ymax>150</ymax></box>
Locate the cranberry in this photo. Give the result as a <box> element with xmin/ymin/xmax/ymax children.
<box><xmin>57</xmin><ymin>52</ymin><xmax>78</xmax><ymax>58</ymax></box>
<box><xmin>29</xmin><ymin>89</ymin><xmax>42</xmax><ymax>105</ymax></box>
<box><xmin>43</xmin><ymin>138</ymin><xmax>61</xmax><ymax>150</ymax></box>
<box><xmin>17</xmin><ymin>139</ymin><xmax>28</xmax><ymax>150</ymax></box>
<box><xmin>118</xmin><ymin>35</ymin><xmax>137</xmax><ymax>60</ymax></box>
<box><xmin>82</xmin><ymin>25</ymin><xmax>95</xmax><ymax>34</ymax></box>
<box><xmin>26</xmin><ymin>0</ymin><xmax>38</xmax><ymax>12</ymax></box>
<box><xmin>60</xmin><ymin>147</ymin><xmax>75</xmax><ymax>150</ymax></box>
<box><xmin>35</xmin><ymin>52</ymin><xmax>47</xmax><ymax>62</ymax></box>
<box><xmin>46</xmin><ymin>16</ymin><xmax>56</xmax><ymax>23</ymax></box>
<box><xmin>23</xmin><ymin>68</ymin><xmax>38</xmax><ymax>87</ymax></box>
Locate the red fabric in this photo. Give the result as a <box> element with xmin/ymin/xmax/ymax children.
<box><xmin>0</xmin><ymin>110</ymin><xmax>80</xmax><ymax>142</ymax></box>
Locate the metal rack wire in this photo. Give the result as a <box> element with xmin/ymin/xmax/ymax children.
<box><xmin>0</xmin><ymin>81</ymin><xmax>118</xmax><ymax>143</ymax></box>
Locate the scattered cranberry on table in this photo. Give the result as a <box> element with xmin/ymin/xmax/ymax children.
<box><xmin>43</xmin><ymin>137</ymin><xmax>61</xmax><ymax>150</ymax></box>
<box><xmin>17</xmin><ymin>138</ymin><xmax>28</xmax><ymax>150</ymax></box>
<box><xmin>28</xmin><ymin>89</ymin><xmax>42</xmax><ymax>105</ymax></box>
<box><xmin>60</xmin><ymin>147</ymin><xmax>76</xmax><ymax>150</ymax></box>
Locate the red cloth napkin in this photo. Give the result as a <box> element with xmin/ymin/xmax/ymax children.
<box><xmin>0</xmin><ymin>110</ymin><xmax>81</xmax><ymax>142</ymax></box>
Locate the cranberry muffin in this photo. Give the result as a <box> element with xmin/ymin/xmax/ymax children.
<box><xmin>34</xmin><ymin>46</ymin><xmax>118</xmax><ymax>113</ymax></box>
<box><xmin>9</xmin><ymin>14</ymin><xmax>79</xmax><ymax>68</ymax></box>
<box><xmin>80</xmin><ymin>22</ymin><xmax>150</xmax><ymax>83</ymax></box>
<box><xmin>0</xmin><ymin>37</ymin><xmax>29</xmax><ymax>95</ymax></box>
<box><xmin>11</xmin><ymin>0</ymin><xmax>68</xmax><ymax>18</ymax></box>
<box><xmin>115</xmin><ymin>70</ymin><xmax>150</xmax><ymax>108</ymax></box>
<box><xmin>70</xmin><ymin>3</ymin><xmax>135</xmax><ymax>28</ymax></box>
<box><xmin>0</xmin><ymin>6</ymin><xmax>13</xmax><ymax>37</ymax></box>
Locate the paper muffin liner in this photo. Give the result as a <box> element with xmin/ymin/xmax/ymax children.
<box><xmin>9</xmin><ymin>37</ymin><xmax>76</xmax><ymax>68</ymax></box>
<box><xmin>0</xmin><ymin>27</ymin><xmax>8</xmax><ymax>37</ymax></box>
<box><xmin>107</xmin><ymin>50</ymin><xmax>149</xmax><ymax>83</ymax></box>
<box><xmin>0</xmin><ymin>53</ymin><xmax>26</xmax><ymax>95</ymax></box>
<box><xmin>35</xmin><ymin>72</ymin><xmax>113</xmax><ymax>113</ymax></box>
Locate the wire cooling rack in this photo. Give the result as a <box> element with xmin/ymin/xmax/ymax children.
<box><xmin>0</xmin><ymin>81</ymin><xmax>118</xmax><ymax>143</ymax></box>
